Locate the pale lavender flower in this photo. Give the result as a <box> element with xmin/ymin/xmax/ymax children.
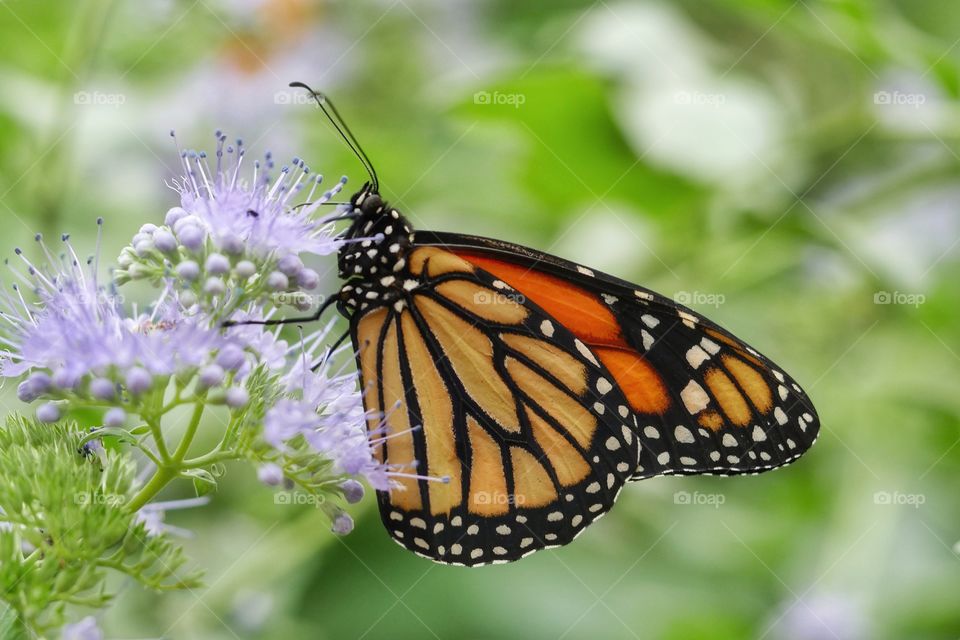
<box><xmin>135</xmin><ymin>497</ymin><xmax>210</xmax><ymax>538</ymax></box>
<box><xmin>61</xmin><ymin>616</ymin><xmax>102</xmax><ymax>640</ymax></box>
<box><xmin>0</xmin><ymin>230</ymin><xmax>268</xmax><ymax>412</ymax></box>
<box><xmin>261</xmin><ymin>321</ymin><xmax>391</xmax><ymax>491</ymax></box>
<box><xmin>172</xmin><ymin>132</ymin><xmax>347</xmax><ymax>259</ymax></box>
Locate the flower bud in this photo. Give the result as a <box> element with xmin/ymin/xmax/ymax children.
<box><xmin>216</xmin><ymin>344</ymin><xmax>246</xmax><ymax>370</ymax></box>
<box><xmin>331</xmin><ymin>512</ymin><xmax>354</xmax><ymax>535</ymax></box>
<box><xmin>176</xmin><ymin>260</ymin><xmax>200</xmax><ymax>281</ymax></box>
<box><xmin>198</xmin><ymin>364</ymin><xmax>225</xmax><ymax>389</ymax></box>
<box><xmin>277</xmin><ymin>254</ymin><xmax>304</xmax><ymax>277</ymax></box>
<box><xmin>225</xmin><ymin>386</ymin><xmax>249</xmax><ymax>408</ymax></box>
<box><xmin>165</xmin><ymin>206</ymin><xmax>188</xmax><ymax>226</ymax></box>
<box><xmin>235</xmin><ymin>260</ymin><xmax>257</xmax><ymax>278</ymax></box>
<box><xmin>205</xmin><ymin>253</ymin><xmax>230</xmax><ymax>275</ymax></box>
<box><xmin>36</xmin><ymin>402</ymin><xmax>60</xmax><ymax>423</ymax></box>
<box><xmin>177</xmin><ymin>224</ymin><xmax>205</xmax><ymax>251</ymax></box>
<box><xmin>203</xmin><ymin>277</ymin><xmax>226</xmax><ymax>296</ymax></box>
<box><xmin>52</xmin><ymin>367</ymin><xmax>80</xmax><ymax>390</ymax></box>
<box><xmin>153</xmin><ymin>228</ymin><xmax>178</xmax><ymax>253</ymax></box>
<box><xmin>219</xmin><ymin>233</ymin><xmax>244</xmax><ymax>255</ymax></box>
<box><xmin>297</xmin><ymin>268</ymin><xmax>320</xmax><ymax>290</ymax></box>
<box><xmin>340</xmin><ymin>479</ymin><xmax>364</xmax><ymax>504</ymax></box>
<box><xmin>266</xmin><ymin>271</ymin><xmax>289</xmax><ymax>291</ymax></box>
<box><xmin>90</xmin><ymin>377</ymin><xmax>116</xmax><ymax>400</ymax></box>
<box><xmin>125</xmin><ymin>367</ymin><xmax>152</xmax><ymax>394</ymax></box>
<box><xmin>257</xmin><ymin>463</ymin><xmax>284</xmax><ymax>487</ymax></box>
<box><xmin>103</xmin><ymin>407</ymin><xmax>126</xmax><ymax>428</ymax></box>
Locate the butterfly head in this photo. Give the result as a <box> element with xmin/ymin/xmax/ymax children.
<box><xmin>337</xmin><ymin>186</ymin><xmax>415</xmax><ymax>291</ymax></box>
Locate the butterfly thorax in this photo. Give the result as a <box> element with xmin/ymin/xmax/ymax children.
<box><xmin>337</xmin><ymin>190</ymin><xmax>415</xmax><ymax>314</ymax></box>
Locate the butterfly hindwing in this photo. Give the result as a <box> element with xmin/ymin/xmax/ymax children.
<box><xmin>352</xmin><ymin>247</ymin><xmax>644</xmax><ymax>566</ymax></box>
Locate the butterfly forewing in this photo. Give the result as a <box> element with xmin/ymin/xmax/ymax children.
<box><xmin>416</xmin><ymin>232</ymin><xmax>821</xmax><ymax>480</ymax></box>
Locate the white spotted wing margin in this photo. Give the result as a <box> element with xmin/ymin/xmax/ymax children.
<box><xmin>349</xmin><ymin>265</ymin><xmax>653</xmax><ymax>567</ymax></box>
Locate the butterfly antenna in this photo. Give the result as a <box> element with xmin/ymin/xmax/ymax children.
<box><xmin>289</xmin><ymin>81</ymin><xmax>379</xmax><ymax>193</ymax></box>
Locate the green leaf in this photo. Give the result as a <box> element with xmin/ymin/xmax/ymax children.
<box><xmin>182</xmin><ymin>468</ymin><xmax>218</xmax><ymax>496</ymax></box>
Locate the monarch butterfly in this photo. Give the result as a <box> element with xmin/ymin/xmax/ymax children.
<box><xmin>288</xmin><ymin>82</ymin><xmax>819</xmax><ymax>566</ymax></box>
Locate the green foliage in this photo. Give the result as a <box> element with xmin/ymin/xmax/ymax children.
<box><xmin>0</xmin><ymin>416</ymin><xmax>200</xmax><ymax>636</ymax></box>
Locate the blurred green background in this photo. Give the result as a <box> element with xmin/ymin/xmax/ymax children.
<box><xmin>1</xmin><ymin>0</ymin><xmax>959</xmax><ymax>638</ymax></box>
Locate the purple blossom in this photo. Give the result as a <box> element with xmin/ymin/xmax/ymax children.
<box><xmin>173</xmin><ymin>133</ymin><xmax>347</xmax><ymax>260</ymax></box>
<box><xmin>61</xmin><ymin>616</ymin><xmax>102</xmax><ymax>640</ymax></box>
<box><xmin>135</xmin><ymin>497</ymin><xmax>210</xmax><ymax>538</ymax></box>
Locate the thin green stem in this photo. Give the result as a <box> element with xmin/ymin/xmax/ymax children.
<box><xmin>125</xmin><ymin>465</ymin><xmax>174</xmax><ymax>513</ymax></box>
<box><xmin>181</xmin><ymin>450</ymin><xmax>238</xmax><ymax>469</ymax></box>
<box><xmin>171</xmin><ymin>398</ymin><xmax>206</xmax><ymax>462</ymax></box>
